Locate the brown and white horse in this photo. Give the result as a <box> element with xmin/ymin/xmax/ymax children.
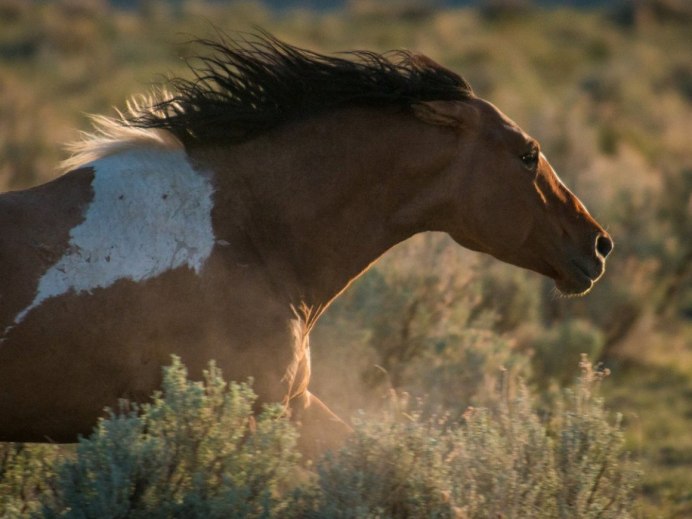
<box><xmin>0</xmin><ymin>35</ymin><xmax>612</xmax><ymax>454</ymax></box>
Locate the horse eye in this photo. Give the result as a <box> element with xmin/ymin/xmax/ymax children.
<box><xmin>520</xmin><ymin>150</ymin><xmax>538</xmax><ymax>170</ymax></box>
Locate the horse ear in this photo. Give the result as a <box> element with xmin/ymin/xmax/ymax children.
<box><xmin>412</xmin><ymin>100</ymin><xmax>479</xmax><ymax>128</ymax></box>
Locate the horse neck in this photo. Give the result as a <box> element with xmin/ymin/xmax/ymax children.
<box><xmin>192</xmin><ymin>108</ymin><xmax>457</xmax><ymax>310</ymax></box>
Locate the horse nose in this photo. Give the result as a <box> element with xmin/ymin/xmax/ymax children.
<box><xmin>595</xmin><ymin>233</ymin><xmax>613</xmax><ymax>259</ymax></box>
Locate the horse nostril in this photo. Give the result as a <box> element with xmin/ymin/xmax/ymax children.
<box><xmin>596</xmin><ymin>234</ymin><xmax>613</xmax><ymax>258</ymax></box>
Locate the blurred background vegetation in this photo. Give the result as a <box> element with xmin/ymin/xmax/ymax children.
<box><xmin>0</xmin><ymin>0</ymin><xmax>690</xmax><ymax>516</ymax></box>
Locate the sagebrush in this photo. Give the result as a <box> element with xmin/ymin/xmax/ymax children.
<box><xmin>1</xmin><ymin>356</ymin><xmax>637</xmax><ymax>518</ymax></box>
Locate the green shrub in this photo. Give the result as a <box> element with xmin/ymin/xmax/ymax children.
<box><xmin>297</xmin><ymin>357</ymin><xmax>639</xmax><ymax>519</ymax></box>
<box><xmin>298</xmin><ymin>403</ymin><xmax>456</xmax><ymax>518</ymax></box>
<box><xmin>318</xmin><ymin>234</ymin><xmax>533</xmax><ymax>415</ymax></box>
<box><xmin>531</xmin><ymin>319</ymin><xmax>606</xmax><ymax>389</ymax></box>
<box><xmin>1</xmin><ymin>357</ymin><xmax>638</xmax><ymax>518</ymax></box>
<box><xmin>41</xmin><ymin>357</ymin><xmax>299</xmax><ymax>519</ymax></box>
<box><xmin>417</xmin><ymin>326</ymin><xmax>531</xmax><ymax>412</ymax></box>
<box><xmin>0</xmin><ymin>443</ymin><xmax>59</xmax><ymax>518</ymax></box>
<box><xmin>551</xmin><ymin>356</ymin><xmax>638</xmax><ymax>518</ymax></box>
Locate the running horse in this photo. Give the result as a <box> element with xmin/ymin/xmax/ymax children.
<box><xmin>0</xmin><ymin>34</ymin><xmax>612</xmax><ymax>454</ymax></box>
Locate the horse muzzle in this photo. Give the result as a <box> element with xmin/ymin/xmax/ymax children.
<box><xmin>555</xmin><ymin>232</ymin><xmax>613</xmax><ymax>296</ymax></box>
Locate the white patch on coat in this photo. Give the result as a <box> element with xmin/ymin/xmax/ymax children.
<box><xmin>12</xmin><ymin>148</ymin><xmax>216</xmax><ymax>326</ymax></box>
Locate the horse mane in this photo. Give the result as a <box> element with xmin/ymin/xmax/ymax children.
<box><xmin>62</xmin><ymin>32</ymin><xmax>473</xmax><ymax>170</ymax></box>
<box><xmin>60</xmin><ymin>94</ymin><xmax>184</xmax><ymax>173</ymax></box>
<box><xmin>132</xmin><ymin>32</ymin><xmax>473</xmax><ymax>146</ymax></box>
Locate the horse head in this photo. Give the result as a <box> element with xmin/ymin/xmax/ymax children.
<box><xmin>412</xmin><ymin>97</ymin><xmax>613</xmax><ymax>295</ymax></box>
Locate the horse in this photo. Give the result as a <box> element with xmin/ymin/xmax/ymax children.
<box><xmin>0</xmin><ymin>34</ymin><xmax>612</xmax><ymax>455</ymax></box>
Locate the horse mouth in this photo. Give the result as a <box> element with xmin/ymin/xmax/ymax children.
<box><xmin>554</xmin><ymin>259</ymin><xmax>604</xmax><ymax>296</ymax></box>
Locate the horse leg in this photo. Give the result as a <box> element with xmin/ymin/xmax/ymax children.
<box><xmin>289</xmin><ymin>390</ymin><xmax>352</xmax><ymax>460</ymax></box>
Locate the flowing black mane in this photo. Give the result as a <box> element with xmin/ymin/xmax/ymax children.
<box><xmin>131</xmin><ymin>33</ymin><xmax>473</xmax><ymax>146</ymax></box>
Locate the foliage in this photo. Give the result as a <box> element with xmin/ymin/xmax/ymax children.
<box><xmin>39</xmin><ymin>357</ymin><xmax>299</xmax><ymax>518</ymax></box>
<box><xmin>0</xmin><ymin>443</ymin><xmax>59</xmax><ymax>519</ymax></box>
<box><xmin>531</xmin><ymin>319</ymin><xmax>605</xmax><ymax>389</ymax></box>
<box><xmin>295</xmin><ymin>357</ymin><xmax>638</xmax><ymax>518</ymax></box>
<box><xmin>1</xmin><ymin>357</ymin><xmax>638</xmax><ymax>519</ymax></box>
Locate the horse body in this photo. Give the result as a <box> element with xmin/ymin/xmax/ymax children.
<box><xmin>0</xmin><ymin>107</ymin><xmax>451</xmax><ymax>444</ymax></box>
<box><xmin>0</xmin><ymin>36</ymin><xmax>612</xmax><ymax>453</ymax></box>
